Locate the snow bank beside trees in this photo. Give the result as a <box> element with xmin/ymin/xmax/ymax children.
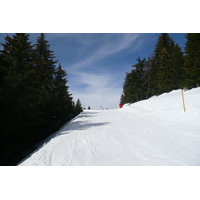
<box><xmin>19</xmin><ymin>87</ymin><xmax>200</xmax><ymax>166</ymax></box>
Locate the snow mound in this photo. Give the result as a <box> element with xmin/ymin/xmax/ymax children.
<box><xmin>19</xmin><ymin>88</ymin><xmax>200</xmax><ymax>166</ymax></box>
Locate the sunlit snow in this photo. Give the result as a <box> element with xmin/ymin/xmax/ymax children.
<box><xmin>19</xmin><ymin>88</ymin><xmax>200</xmax><ymax>166</ymax></box>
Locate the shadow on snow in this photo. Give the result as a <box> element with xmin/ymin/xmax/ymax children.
<box><xmin>76</xmin><ymin>111</ymin><xmax>100</xmax><ymax>118</ymax></box>
<box><xmin>51</xmin><ymin>111</ymin><xmax>110</xmax><ymax>137</ymax></box>
<box><xmin>17</xmin><ymin>111</ymin><xmax>109</xmax><ymax>165</ymax></box>
<box><xmin>57</xmin><ymin>120</ymin><xmax>110</xmax><ymax>136</ymax></box>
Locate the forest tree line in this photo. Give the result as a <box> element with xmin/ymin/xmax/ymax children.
<box><xmin>0</xmin><ymin>33</ymin><xmax>83</xmax><ymax>165</ymax></box>
<box><xmin>121</xmin><ymin>33</ymin><xmax>200</xmax><ymax>104</ymax></box>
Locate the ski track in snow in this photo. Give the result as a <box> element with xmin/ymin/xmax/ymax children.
<box><xmin>19</xmin><ymin>88</ymin><xmax>200</xmax><ymax>166</ymax></box>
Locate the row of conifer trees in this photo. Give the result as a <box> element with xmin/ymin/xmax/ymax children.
<box><xmin>0</xmin><ymin>33</ymin><xmax>83</xmax><ymax>165</ymax></box>
<box><xmin>121</xmin><ymin>33</ymin><xmax>200</xmax><ymax>104</ymax></box>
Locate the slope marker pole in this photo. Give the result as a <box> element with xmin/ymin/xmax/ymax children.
<box><xmin>181</xmin><ymin>89</ymin><xmax>186</xmax><ymax>112</ymax></box>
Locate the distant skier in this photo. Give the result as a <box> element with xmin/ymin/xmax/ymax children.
<box><xmin>119</xmin><ymin>103</ymin><xmax>123</xmax><ymax>108</ymax></box>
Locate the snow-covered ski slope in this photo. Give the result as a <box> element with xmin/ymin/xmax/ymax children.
<box><xmin>19</xmin><ymin>88</ymin><xmax>200</xmax><ymax>166</ymax></box>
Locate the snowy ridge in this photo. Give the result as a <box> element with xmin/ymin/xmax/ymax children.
<box><xmin>19</xmin><ymin>88</ymin><xmax>200</xmax><ymax>166</ymax></box>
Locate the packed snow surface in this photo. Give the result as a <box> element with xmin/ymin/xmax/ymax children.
<box><xmin>19</xmin><ymin>88</ymin><xmax>200</xmax><ymax>166</ymax></box>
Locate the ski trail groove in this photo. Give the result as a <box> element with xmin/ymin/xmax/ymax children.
<box><xmin>18</xmin><ymin>88</ymin><xmax>200</xmax><ymax>166</ymax></box>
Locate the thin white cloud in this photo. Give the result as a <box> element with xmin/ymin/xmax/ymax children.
<box><xmin>69</xmin><ymin>33</ymin><xmax>142</xmax><ymax>70</ymax></box>
<box><xmin>69</xmin><ymin>71</ymin><xmax>122</xmax><ymax>109</ymax></box>
<box><xmin>67</xmin><ymin>34</ymin><xmax>146</xmax><ymax>109</ymax></box>
<box><xmin>70</xmin><ymin>71</ymin><xmax>112</xmax><ymax>92</ymax></box>
<box><xmin>62</xmin><ymin>33</ymin><xmax>153</xmax><ymax>109</ymax></box>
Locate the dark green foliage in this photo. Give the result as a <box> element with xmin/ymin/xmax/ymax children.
<box><xmin>121</xmin><ymin>72</ymin><xmax>135</xmax><ymax>104</ymax></box>
<box><xmin>121</xmin><ymin>33</ymin><xmax>187</xmax><ymax>105</ymax></box>
<box><xmin>75</xmin><ymin>99</ymin><xmax>83</xmax><ymax>115</ymax></box>
<box><xmin>121</xmin><ymin>57</ymin><xmax>149</xmax><ymax>104</ymax></box>
<box><xmin>0</xmin><ymin>33</ymin><xmax>80</xmax><ymax>165</ymax></box>
<box><xmin>171</xmin><ymin>44</ymin><xmax>184</xmax><ymax>89</ymax></box>
<box><xmin>182</xmin><ymin>33</ymin><xmax>200</xmax><ymax>88</ymax></box>
<box><xmin>144</xmin><ymin>56</ymin><xmax>153</xmax><ymax>98</ymax></box>
<box><xmin>0</xmin><ymin>34</ymin><xmax>38</xmax><ymax>165</ymax></box>
<box><xmin>149</xmin><ymin>33</ymin><xmax>176</xmax><ymax>95</ymax></box>
<box><xmin>33</xmin><ymin>34</ymin><xmax>61</xmax><ymax>135</ymax></box>
<box><xmin>52</xmin><ymin>63</ymin><xmax>75</xmax><ymax>128</ymax></box>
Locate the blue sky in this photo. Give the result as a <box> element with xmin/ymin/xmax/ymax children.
<box><xmin>0</xmin><ymin>33</ymin><xmax>187</xmax><ymax>109</ymax></box>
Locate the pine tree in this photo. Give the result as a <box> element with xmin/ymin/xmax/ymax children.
<box><xmin>144</xmin><ymin>56</ymin><xmax>153</xmax><ymax>98</ymax></box>
<box><xmin>0</xmin><ymin>33</ymin><xmax>79</xmax><ymax>165</ymax></box>
<box><xmin>150</xmin><ymin>33</ymin><xmax>175</xmax><ymax>95</ymax></box>
<box><xmin>34</xmin><ymin>33</ymin><xmax>78</xmax><ymax>136</ymax></box>
<box><xmin>120</xmin><ymin>94</ymin><xmax>125</xmax><ymax>104</ymax></box>
<box><xmin>171</xmin><ymin>44</ymin><xmax>184</xmax><ymax>89</ymax></box>
<box><xmin>182</xmin><ymin>33</ymin><xmax>200</xmax><ymax>88</ymax></box>
<box><xmin>34</xmin><ymin>33</ymin><xmax>58</xmax><ymax>135</ymax></box>
<box><xmin>75</xmin><ymin>99</ymin><xmax>83</xmax><ymax>116</ymax></box>
<box><xmin>34</xmin><ymin>33</ymin><xmax>57</xmax><ymax>90</ymax></box>
<box><xmin>0</xmin><ymin>33</ymin><xmax>36</xmax><ymax>132</ymax></box>
<box><xmin>0</xmin><ymin>45</ymin><xmax>6</xmax><ymax>127</ymax></box>
<box><xmin>132</xmin><ymin>57</ymin><xmax>148</xmax><ymax>101</ymax></box>
<box><xmin>0</xmin><ymin>33</ymin><xmax>37</xmax><ymax>165</ymax></box>
<box><xmin>121</xmin><ymin>57</ymin><xmax>148</xmax><ymax>104</ymax></box>
<box><xmin>52</xmin><ymin>63</ymin><xmax>75</xmax><ymax>128</ymax></box>
<box><xmin>121</xmin><ymin>71</ymin><xmax>136</xmax><ymax>103</ymax></box>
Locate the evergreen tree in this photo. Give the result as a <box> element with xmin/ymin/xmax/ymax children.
<box><xmin>0</xmin><ymin>44</ymin><xmax>6</xmax><ymax>127</ymax></box>
<box><xmin>34</xmin><ymin>33</ymin><xmax>57</xmax><ymax>90</ymax></box>
<box><xmin>182</xmin><ymin>33</ymin><xmax>200</xmax><ymax>88</ymax></box>
<box><xmin>144</xmin><ymin>56</ymin><xmax>153</xmax><ymax>98</ymax></box>
<box><xmin>0</xmin><ymin>33</ymin><xmax>37</xmax><ymax>165</ymax></box>
<box><xmin>121</xmin><ymin>71</ymin><xmax>136</xmax><ymax>104</ymax></box>
<box><xmin>121</xmin><ymin>57</ymin><xmax>148</xmax><ymax>104</ymax></box>
<box><xmin>132</xmin><ymin>57</ymin><xmax>148</xmax><ymax>101</ymax></box>
<box><xmin>0</xmin><ymin>33</ymin><xmax>79</xmax><ymax>165</ymax></box>
<box><xmin>171</xmin><ymin>44</ymin><xmax>184</xmax><ymax>89</ymax></box>
<box><xmin>33</xmin><ymin>33</ymin><xmax>59</xmax><ymax>135</ymax></box>
<box><xmin>52</xmin><ymin>63</ymin><xmax>75</xmax><ymax>128</ymax></box>
<box><xmin>75</xmin><ymin>99</ymin><xmax>83</xmax><ymax>115</ymax></box>
<box><xmin>150</xmin><ymin>33</ymin><xmax>175</xmax><ymax>95</ymax></box>
<box><xmin>120</xmin><ymin>94</ymin><xmax>125</xmax><ymax>104</ymax></box>
<box><xmin>120</xmin><ymin>33</ymin><xmax>200</xmax><ymax>107</ymax></box>
<box><xmin>121</xmin><ymin>34</ymin><xmax>186</xmax><ymax>105</ymax></box>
